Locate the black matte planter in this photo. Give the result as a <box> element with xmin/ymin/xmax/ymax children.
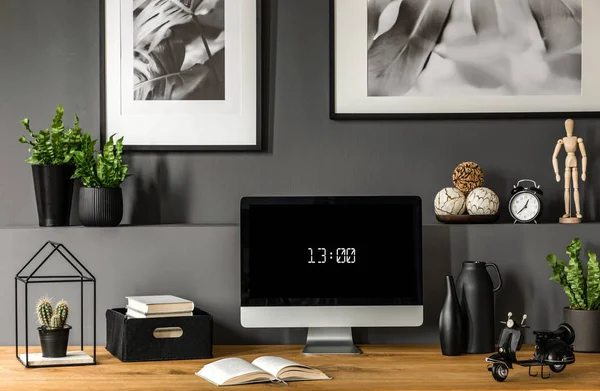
<box><xmin>564</xmin><ymin>308</ymin><xmax>600</xmax><ymax>352</ymax></box>
<box><xmin>78</xmin><ymin>187</ymin><xmax>123</xmax><ymax>227</ymax></box>
<box><xmin>32</xmin><ymin>165</ymin><xmax>75</xmax><ymax>227</ymax></box>
<box><xmin>38</xmin><ymin>325</ymin><xmax>71</xmax><ymax>358</ymax></box>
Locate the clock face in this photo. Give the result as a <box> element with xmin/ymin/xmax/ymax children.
<box><xmin>510</xmin><ymin>192</ymin><xmax>541</xmax><ymax>222</ymax></box>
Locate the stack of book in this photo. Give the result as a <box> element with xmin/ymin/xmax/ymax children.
<box><xmin>125</xmin><ymin>295</ymin><xmax>194</xmax><ymax>318</ymax></box>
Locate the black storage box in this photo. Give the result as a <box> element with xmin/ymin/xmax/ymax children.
<box><xmin>106</xmin><ymin>308</ymin><xmax>213</xmax><ymax>362</ymax></box>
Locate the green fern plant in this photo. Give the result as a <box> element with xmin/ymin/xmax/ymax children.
<box><xmin>36</xmin><ymin>297</ymin><xmax>69</xmax><ymax>329</ymax></box>
<box><xmin>71</xmin><ymin>133</ymin><xmax>131</xmax><ymax>188</ymax></box>
<box><xmin>547</xmin><ymin>238</ymin><xmax>600</xmax><ymax>310</ymax></box>
<box><xmin>18</xmin><ymin>104</ymin><xmax>83</xmax><ymax>165</ymax></box>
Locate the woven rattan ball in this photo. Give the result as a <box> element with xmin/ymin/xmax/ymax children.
<box><xmin>452</xmin><ymin>162</ymin><xmax>484</xmax><ymax>195</ymax></box>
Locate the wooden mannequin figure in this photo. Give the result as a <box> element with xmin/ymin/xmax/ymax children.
<box><xmin>552</xmin><ymin>119</ymin><xmax>587</xmax><ymax>223</ymax></box>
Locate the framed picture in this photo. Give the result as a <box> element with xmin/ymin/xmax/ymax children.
<box><xmin>101</xmin><ymin>0</ymin><xmax>262</xmax><ymax>151</ymax></box>
<box><xmin>330</xmin><ymin>0</ymin><xmax>600</xmax><ymax>119</ymax></box>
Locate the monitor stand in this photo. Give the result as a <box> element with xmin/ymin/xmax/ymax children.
<box><xmin>302</xmin><ymin>327</ymin><xmax>362</xmax><ymax>354</ymax></box>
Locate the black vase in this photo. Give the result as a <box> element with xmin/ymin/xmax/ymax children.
<box><xmin>38</xmin><ymin>325</ymin><xmax>71</xmax><ymax>358</ymax></box>
<box><xmin>455</xmin><ymin>261</ymin><xmax>502</xmax><ymax>354</ymax></box>
<box><xmin>564</xmin><ymin>308</ymin><xmax>600</xmax><ymax>352</ymax></box>
<box><xmin>78</xmin><ymin>187</ymin><xmax>123</xmax><ymax>227</ymax></box>
<box><xmin>439</xmin><ymin>275</ymin><xmax>463</xmax><ymax>356</ymax></box>
<box><xmin>31</xmin><ymin>164</ymin><xmax>75</xmax><ymax>227</ymax></box>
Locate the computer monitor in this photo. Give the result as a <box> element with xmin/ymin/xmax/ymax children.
<box><xmin>240</xmin><ymin>196</ymin><xmax>423</xmax><ymax>354</ymax></box>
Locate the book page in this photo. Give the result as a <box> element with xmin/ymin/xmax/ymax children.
<box><xmin>196</xmin><ymin>358</ymin><xmax>271</xmax><ymax>386</ymax></box>
<box><xmin>251</xmin><ymin>356</ymin><xmax>328</xmax><ymax>379</ymax></box>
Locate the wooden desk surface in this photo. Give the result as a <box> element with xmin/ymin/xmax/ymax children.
<box><xmin>2</xmin><ymin>345</ymin><xmax>599</xmax><ymax>390</ymax></box>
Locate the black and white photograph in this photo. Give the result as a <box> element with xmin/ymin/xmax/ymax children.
<box><xmin>331</xmin><ymin>0</ymin><xmax>600</xmax><ymax>118</ymax></box>
<box><xmin>367</xmin><ymin>0</ymin><xmax>582</xmax><ymax>97</ymax></box>
<box><xmin>133</xmin><ymin>0</ymin><xmax>225</xmax><ymax>101</ymax></box>
<box><xmin>102</xmin><ymin>0</ymin><xmax>261</xmax><ymax>150</ymax></box>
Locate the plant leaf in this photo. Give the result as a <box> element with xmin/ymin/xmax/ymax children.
<box><xmin>73</xmin><ymin>132</ymin><xmax>130</xmax><ymax>188</ymax></box>
<box><xmin>51</xmin><ymin>105</ymin><xmax>64</xmax><ymax>131</ymax></box>
<box><xmin>471</xmin><ymin>0</ymin><xmax>499</xmax><ymax>36</ymax></box>
<box><xmin>373</xmin><ymin>0</ymin><xmax>402</xmax><ymax>41</ymax></box>
<box><xmin>528</xmin><ymin>0</ymin><xmax>582</xmax><ymax>55</ymax></box>
<box><xmin>547</xmin><ymin>253</ymin><xmax>577</xmax><ymax>307</ymax></box>
<box><xmin>368</xmin><ymin>0</ymin><xmax>455</xmax><ymax>96</ymax></box>
<box><xmin>134</xmin><ymin>0</ymin><xmax>206</xmax><ymax>52</ymax></box>
<box><xmin>19</xmin><ymin>105</ymin><xmax>82</xmax><ymax>165</ymax></box>
<box><xmin>368</xmin><ymin>0</ymin><xmax>395</xmax><ymax>47</ymax></box>
<box><xmin>180</xmin><ymin>30</ymin><xmax>224</xmax><ymax>72</ymax></box>
<box><xmin>134</xmin><ymin>37</ymin><xmax>212</xmax><ymax>100</ymax></box>
<box><xmin>587</xmin><ymin>251</ymin><xmax>600</xmax><ymax>310</ymax></box>
<box><xmin>565</xmin><ymin>238</ymin><xmax>586</xmax><ymax>308</ymax></box>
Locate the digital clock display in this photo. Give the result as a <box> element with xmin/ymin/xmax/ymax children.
<box><xmin>307</xmin><ymin>247</ymin><xmax>356</xmax><ymax>264</ymax></box>
<box><xmin>242</xmin><ymin>198</ymin><xmax>422</xmax><ymax>306</ymax></box>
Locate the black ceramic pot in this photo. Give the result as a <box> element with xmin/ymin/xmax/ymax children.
<box><xmin>455</xmin><ymin>261</ymin><xmax>502</xmax><ymax>354</ymax></box>
<box><xmin>38</xmin><ymin>325</ymin><xmax>71</xmax><ymax>358</ymax></box>
<box><xmin>31</xmin><ymin>164</ymin><xmax>75</xmax><ymax>227</ymax></box>
<box><xmin>564</xmin><ymin>308</ymin><xmax>600</xmax><ymax>352</ymax></box>
<box><xmin>78</xmin><ymin>187</ymin><xmax>123</xmax><ymax>227</ymax></box>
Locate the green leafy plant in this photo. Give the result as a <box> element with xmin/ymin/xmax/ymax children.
<box><xmin>18</xmin><ymin>104</ymin><xmax>83</xmax><ymax>165</ymax></box>
<box><xmin>547</xmin><ymin>238</ymin><xmax>600</xmax><ymax>310</ymax></box>
<box><xmin>71</xmin><ymin>133</ymin><xmax>131</xmax><ymax>188</ymax></box>
<box><xmin>36</xmin><ymin>297</ymin><xmax>69</xmax><ymax>329</ymax></box>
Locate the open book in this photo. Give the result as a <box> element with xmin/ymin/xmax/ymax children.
<box><xmin>196</xmin><ymin>356</ymin><xmax>331</xmax><ymax>386</ymax></box>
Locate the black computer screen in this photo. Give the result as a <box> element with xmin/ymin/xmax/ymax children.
<box><xmin>241</xmin><ymin>197</ymin><xmax>423</xmax><ymax>306</ymax></box>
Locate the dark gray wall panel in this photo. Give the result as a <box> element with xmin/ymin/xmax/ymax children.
<box><xmin>0</xmin><ymin>0</ymin><xmax>599</xmax><ymax>348</ymax></box>
<box><xmin>2</xmin><ymin>225</ymin><xmax>594</xmax><ymax>346</ymax></box>
<box><xmin>1</xmin><ymin>0</ymin><xmax>599</xmax><ymax>228</ymax></box>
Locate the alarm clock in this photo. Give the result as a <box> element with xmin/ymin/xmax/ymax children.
<box><xmin>509</xmin><ymin>179</ymin><xmax>543</xmax><ymax>224</ymax></box>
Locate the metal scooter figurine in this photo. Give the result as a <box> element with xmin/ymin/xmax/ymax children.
<box><xmin>486</xmin><ymin>312</ymin><xmax>576</xmax><ymax>382</ymax></box>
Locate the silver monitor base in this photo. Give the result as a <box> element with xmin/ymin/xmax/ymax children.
<box><xmin>302</xmin><ymin>327</ymin><xmax>362</xmax><ymax>355</ymax></box>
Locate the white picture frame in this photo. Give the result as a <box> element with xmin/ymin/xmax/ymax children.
<box><xmin>331</xmin><ymin>0</ymin><xmax>600</xmax><ymax>119</ymax></box>
<box><xmin>101</xmin><ymin>0</ymin><xmax>262</xmax><ymax>150</ymax></box>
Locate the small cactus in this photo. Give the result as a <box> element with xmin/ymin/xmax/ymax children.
<box><xmin>55</xmin><ymin>300</ymin><xmax>69</xmax><ymax>327</ymax></box>
<box><xmin>36</xmin><ymin>297</ymin><xmax>53</xmax><ymax>327</ymax></box>
<box><xmin>50</xmin><ymin>314</ymin><xmax>63</xmax><ymax>329</ymax></box>
<box><xmin>36</xmin><ymin>297</ymin><xmax>69</xmax><ymax>329</ymax></box>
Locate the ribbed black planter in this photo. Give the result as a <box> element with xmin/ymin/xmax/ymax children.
<box><xmin>32</xmin><ymin>164</ymin><xmax>75</xmax><ymax>227</ymax></box>
<box><xmin>564</xmin><ymin>308</ymin><xmax>600</xmax><ymax>352</ymax></box>
<box><xmin>78</xmin><ymin>187</ymin><xmax>123</xmax><ymax>227</ymax></box>
<box><xmin>39</xmin><ymin>325</ymin><xmax>71</xmax><ymax>358</ymax></box>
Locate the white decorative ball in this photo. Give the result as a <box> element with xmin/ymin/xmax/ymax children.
<box><xmin>466</xmin><ymin>187</ymin><xmax>499</xmax><ymax>215</ymax></box>
<box><xmin>434</xmin><ymin>187</ymin><xmax>467</xmax><ymax>215</ymax></box>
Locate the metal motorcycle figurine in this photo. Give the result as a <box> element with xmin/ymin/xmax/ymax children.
<box><xmin>486</xmin><ymin>312</ymin><xmax>576</xmax><ymax>382</ymax></box>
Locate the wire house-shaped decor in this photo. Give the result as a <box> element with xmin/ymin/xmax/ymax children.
<box><xmin>15</xmin><ymin>241</ymin><xmax>96</xmax><ymax>368</ymax></box>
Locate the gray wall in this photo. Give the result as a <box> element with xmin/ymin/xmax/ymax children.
<box><xmin>4</xmin><ymin>224</ymin><xmax>594</xmax><ymax>347</ymax></box>
<box><xmin>1</xmin><ymin>0</ymin><xmax>599</xmax><ymax>227</ymax></box>
<box><xmin>1</xmin><ymin>0</ymin><xmax>599</xmax><ymax>347</ymax></box>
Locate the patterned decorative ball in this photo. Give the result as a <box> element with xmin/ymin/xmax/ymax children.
<box><xmin>434</xmin><ymin>187</ymin><xmax>467</xmax><ymax>215</ymax></box>
<box><xmin>466</xmin><ymin>187</ymin><xmax>499</xmax><ymax>215</ymax></box>
<box><xmin>452</xmin><ymin>162</ymin><xmax>485</xmax><ymax>195</ymax></box>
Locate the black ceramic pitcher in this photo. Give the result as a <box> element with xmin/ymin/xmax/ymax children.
<box><xmin>455</xmin><ymin>261</ymin><xmax>502</xmax><ymax>354</ymax></box>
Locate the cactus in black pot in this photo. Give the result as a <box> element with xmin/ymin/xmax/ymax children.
<box><xmin>36</xmin><ymin>297</ymin><xmax>71</xmax><ymax>357</ymax></box>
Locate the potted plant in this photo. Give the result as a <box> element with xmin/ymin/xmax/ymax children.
<box><xmin>72</xmin><ymin>133</ymin><xmax>130</xmax><ymax>226</ymax></box>
<box><xmin>36</xmin><ymin>297</ymin><xmax>71</xmax><ymax>358</ymax></box>
<box><xmin>547</xmin><ymin>237</ymin><xmax>600</xmax><ymax>352</ymax></box>
<box><xmin>18</xmin><ymin>105</ymin><xmax>82</xmax><ymax>226</ymax></box>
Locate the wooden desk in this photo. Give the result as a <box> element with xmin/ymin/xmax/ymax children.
<box><xmin>2</xmin><ymin>345</ymin><xmax>599</xmax><ymax>390</ymax></box>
